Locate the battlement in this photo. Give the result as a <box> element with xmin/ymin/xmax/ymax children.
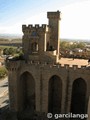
<box><xmin>22</xmin><ymin>24</ymin><xmax>49</xmax><ymax>33</ymax></box>
<box><xmin>47</xmin><ymin>10</ymin><xmax>61</xmax><ymax>20</ymax></box>
<box><xmin>22</xmin><ymin>24</ymin><xmax>48</xmax><ymax>28</ymax></box>
<box><xmin>5</xmin><ymin>60</ymin><xmax>21</xmax><ymax>71</ymax></box>
<box><xmin>5</xmin><ymin>59</ymin><xmax>90</xmax><ymax>72</ymax></box>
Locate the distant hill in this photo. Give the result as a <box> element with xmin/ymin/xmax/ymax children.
<box><xmin>0</xmin><ymin>34</ymin><xmax>22</xmax><ymax>47</ymax></box>
<box><xmin>0</xmin><ymin>33</ymin><xmax>90</xmax><ymax>43</ymax></box>
<box><xmin>0</xmin><ymin>34</ymin><xmax>22</xmax><ymax>40</ymax></box>
<box><xmin>60</xmin><ymin>38</ymin><xmax>90</xmax><ymax>42</ymax></box>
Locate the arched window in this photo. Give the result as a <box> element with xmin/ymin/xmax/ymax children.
<box><xmin>31</xmin><ymin>42</ymin><xmax>38</xmax><ymax>52</ymax></box>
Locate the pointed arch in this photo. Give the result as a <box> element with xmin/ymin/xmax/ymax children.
<box><xmin>48</xmin><ymin>75</ymin><xmax>62</xmax><ymax>114</ymax></box>
<box><xmin>70</xmin><ymin>78</ymin><xmax>87</xmax><ymax>114</ymax></box>
<box><xmin>19</xmin><ymin>71</ymin><xmax>35</xmax><ymax>111</ymax></box>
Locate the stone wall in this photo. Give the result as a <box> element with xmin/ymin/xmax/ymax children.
<box><xmin>7</xmin><ymin>60</ymin><xmax>90</xmax><ymax>114</ymax></box>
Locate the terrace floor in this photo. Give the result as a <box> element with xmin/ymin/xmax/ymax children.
<box><xmin>59</xmin><ymin>58</ymin><xmax>89</xmax><ymax>67</ymax></box>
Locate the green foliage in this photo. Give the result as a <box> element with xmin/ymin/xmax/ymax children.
<box><xmin>76</xmin><ymin>42</ymin><xmax>85</xmax><ymax>48</ymax></box>
<box><xmin>3</xmin><ymin>47</ymin><xmax>17</xmax><ymax>55</ymax></box>
<box><xmin>3</xmin><ymin>48</ymin><xmax>9</xmax><ymax>55</ymax></box>
<box><xmin>60</xmin><ymin>41</ymin><xmax>70</xmax><ymax>50</ymax></box>
<box><xmin>60</xmin><ymin>41</ymin><xmax>85</xmax><ymax>50</ymax></box>
<box><xmin>10</xmin><ymin>50</ymin><xmax>24</xmax><ymax>61</ymax></box>
<box><xmin>0</xmin><ymin>67</ymin><xmax>8</xmax><ymax>78</ymax></box>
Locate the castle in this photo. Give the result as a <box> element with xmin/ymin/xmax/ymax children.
<box><xmin>6</xmin><ymin>11</ymin><xmax>90</xmax><ymax>119</ymax></box>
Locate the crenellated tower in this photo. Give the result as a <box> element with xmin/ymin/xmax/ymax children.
<box><xmin>22</xmin><ymin>24</ymin><xmax>50</xmax><ymax>54</ymax></box>
<box><xmin>22</xmin><ymin>10</ymin><xmax>61</xmax><ymax>63</ymax></box>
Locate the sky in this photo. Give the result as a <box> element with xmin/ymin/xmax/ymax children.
<box><xmin>0</xmin><ymin>0</ymin><xmax>90</xmax><ymax>40</ymax></box>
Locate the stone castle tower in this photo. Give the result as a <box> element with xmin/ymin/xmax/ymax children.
<box><xmin>22</xmin><ymin>10</ymin><xmax>60</xmax><ymax>63</ymax></box>
<box><xmin>6</xmin><ymin>11</ymin><xmax>90</xmax><ymax>119</ymax></box>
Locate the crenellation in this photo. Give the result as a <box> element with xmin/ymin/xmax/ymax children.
<box><xmin>47</xmin><ymin>10</ymin><xmax>61</xmax><ymax>20</ymax></box>
<box><xmin>35</xmin><ymin>24</ymin><xmax>39</xmax><ymax>28</ymax></box>
<box><xmin>64</xmin><ymin>64</ymin><xmax>70</xmax><ymax>69</ymax></box>
<box><xmin>5</xmin><ymin>60</ymin><xmax>21</xmax><ymax>71</ymax></box>
<box><xmin>28</xmin><ymin>24</ymin><xmax>33</xmax><ymax>28</ymax></box>
<box><xmin>12</xmin><ymin>60</ymin><xmax>89</xmax><ymax>71</ymax></box>
<box><xmin>22</xmin><ymin>24</ymin><xmax>27</xmax><ymax>29</ymax></box>
<box><xmin>72</xmin><ymin>65</ymin><xmax>78</xmax><ymax>70</ymax></box>
<box><xmin>6</xmin><ymin>59</ymin><xmax>89</xmax><ymax>72</ymax></box>
<box><xmin>23</xmin><ymin>24</ymin><xmax>48</xmax><ymax>29</ymax></box>
<box><xmin>42</xmin><ymin>24</ymin><xmax>46</xmax><ymax>28</ymax></box>
<box><xmin>81</xmin><ymin>65</ymin><xmax>87</xmax><ymax>68</ymax></box>
<box><xmin>22</xmin><ymin>24</ymin><xmax>49</xmax><ymax>35</ymax></box>
<box><xmin>22</xmin><ymin>25</ymin><xmax>27</xmax><ymax>32</ymax></box>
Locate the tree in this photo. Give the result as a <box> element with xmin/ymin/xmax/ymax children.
<box><xmin>60</xmin><ymin>41</ymin><xmax>70</xmax><ymax>50</ymax></box>
<box><xmin>3</xmin><ymin>48</ymin><xmax>9</xmax><ymax>55</ymax></box>
<box><xmin>8</xmin><ymin>47</ymin><xmax>16</xmax><ymax>55</ymax></box>
<box><xmin>0</xmin><ymin>67</ymin><xmax>8</xmax><ymax>78</ymax></box>
<box><xmin>3</xmin><ymin>47</ymin><xmax>16</xmax><ymax>55</ymax></box>
<box><xmin>60</xmin><ymin>41</ymin><xmax>85</xmax><ymax>50</ymax></box>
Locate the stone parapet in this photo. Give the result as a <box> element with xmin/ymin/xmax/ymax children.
<box><xmin>47</xmin><ymin>10</ymin><xmax>61</xmax><ymax>20</ymax></box>
<box><xmin>22</xmin><ymin>24</ymin><xmax>50</xmax><ymax>33</ymax></box>
<box><xmin>5</xmin><ymin>60</ymin><xmax>22</xmax><ymax>71</ymax></box>
<box><xmin>5</xmin><ymin>59</ymin><xmax>89</xmax><ymax>72</ymax></box>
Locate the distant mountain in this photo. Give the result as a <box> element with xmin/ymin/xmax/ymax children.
<box><xmin>61</xmin><ymin>38</ymin><xmax>90</xmax><ymax>42</ymax></box>
<box><xmin>0</xmin><ymin>34</ymin><xmax>90</xmax><ymax>42</ymax></box>
<box><xmin>0</xmin><ymin>33</ymin><xmax>22</xmax><ymax>40</ymax></box>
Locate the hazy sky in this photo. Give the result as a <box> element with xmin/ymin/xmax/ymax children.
<box><xmin>0</xmin><ymin>0</ymin><xmax>90</xmax><ymax>39</ymax></box>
